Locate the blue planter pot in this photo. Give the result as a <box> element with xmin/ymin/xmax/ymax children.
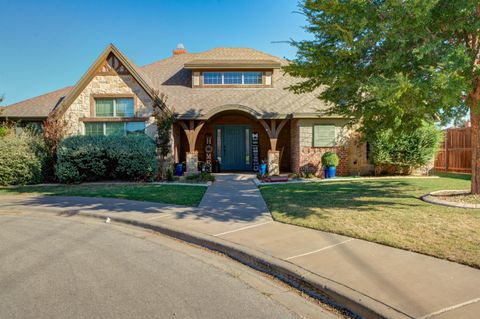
<box><xmin>260</xmin><ymin>163</ymin><xmax>268</xmax><ymax>176</ymax></box>
<box><xmin>324</xmin><ymin>166</ymin><xmax>336</xmax><ymax>179</ymax></box>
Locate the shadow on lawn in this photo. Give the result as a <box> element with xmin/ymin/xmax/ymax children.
<box><xmin>262</xmin><ymin>180</ymin><xmax>425</xmax><ymax>219</ymax></box>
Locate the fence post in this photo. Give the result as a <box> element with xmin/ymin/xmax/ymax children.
<box><xmin>445</xmin><ymin>130</ymin><xmax>448</xmax><ymax>172</ymax></box>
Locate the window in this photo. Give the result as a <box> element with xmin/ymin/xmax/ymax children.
<box><xmin>313</xmin><ymin>125</ymin><xmax>336</xmax><ymax>147</ymax></box>
<box><xmin>243</xmin><ymin>72</ymin><xmax>262</xmax><ymax>84</ymax></box>
<box><xmin>95</xmin><ymin>98</ymin><xmax>134</xmax><ymax>117</ymax></box>
<box><xmin>224</xmin><ymin>72</ymin><xmax>242</xmax><ymax>84</ymax></box>
<box><xmin>105</xmin><ymin>122</ymin><xmax>124</xmax><ymax>136</ymax></box>
<box><xmin>203</xmin><ymin>72</ymin><xmax>264</xmax><ymax>85</ymax></box>
<box><xmin>15</xmin><ymin>122</ymin><xmax>43</xmax><ymax>135</ymax></box>
<box><xmin>126</xmin><ymin>122</ymin><xmax>145</xmax><ymax>135</ymax></box>
<box><xmin>85</xmin><ymin>122</ymin><xmax>103</xmax><ymax>136</ymax></box>
<box><xmin>204</xmin><ymin>72</ymin><xmax>222</xmax><ymax>85</ymax></box>
<box><xmin>85</xmin><ymin>122</ymin><xmax>145</xmax><ymax>136</ymax></box>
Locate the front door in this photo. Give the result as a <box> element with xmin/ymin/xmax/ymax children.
<box><xmin>217</xmin><ymin>125</ymin><xmax>250</xmax><ymax>171</ymax></box>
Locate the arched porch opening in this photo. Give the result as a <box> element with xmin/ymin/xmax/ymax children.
<box><xmin>175</xmin><ymin>107</ymin><xmax>291</xmax><ymax>174</ymax></box>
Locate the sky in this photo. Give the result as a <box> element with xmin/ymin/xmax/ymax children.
<box><xmin>0</xmin><ymin>0</ymin><xmax>309</xmax><ymax>106</ymax></box>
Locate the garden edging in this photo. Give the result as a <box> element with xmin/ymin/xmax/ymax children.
<box><xmin>421</xmin><ymin>190</ymin><xmax>480</xmax><ymax>209</ymax></box>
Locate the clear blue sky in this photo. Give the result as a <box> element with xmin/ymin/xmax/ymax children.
<box><xmin>0</xmin><ymin>0</ymin><xmax>309</xmax><ymax>106</ymax></box>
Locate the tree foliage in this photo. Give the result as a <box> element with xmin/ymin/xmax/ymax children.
<box><xmin>368</xmin><ymin>121</ymin><xmax>443</xmax><ymax>173</ymax></box>
<box><xmin>0</xmin><ymin>130</ymin><xmax>48</xmax><ymax>185</ymax></box>
<box><xmin>286</xmin><ymin>0</ymin><xmax>478</xmax><ymax>133</ymax></box>
<box><xmin>151</xmin><ymin>90</ymin><xmax>176</xmax><ymax>180</ymax></box>
<box><xmin>286</xmin><ymin>0</ymin><xmax>480</xmax><ymax>188</ymax></box>
<box><xmin>42</xmin><ymin>113</ymin><xmax>68</xmax><ymax>181</ymax></box>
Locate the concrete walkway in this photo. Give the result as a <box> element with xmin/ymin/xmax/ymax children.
<box><xmin>1</xmin><ymin>174</ymin><xmax>479</xmax><ymax>318</ymax></box>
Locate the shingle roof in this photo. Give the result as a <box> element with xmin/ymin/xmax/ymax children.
<box><xmin>0</xmin><ymin>86</ymin><xmax>72</xmax><ymax>118</ymax></box>
<box><xmin>1</xmin><ymin>47</ymin><xmax>328</xmax><ymax>119</ymax></box>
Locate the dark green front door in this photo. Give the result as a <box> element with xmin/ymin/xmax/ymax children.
<box><xmin>217</xmin><ymin>125</ymin><xmax>250</xmax><ymax>171</ymax></box>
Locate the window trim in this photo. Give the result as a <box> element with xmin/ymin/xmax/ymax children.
<box><xmin>90</xmin><ymin>94</ymin><xmax>137</xmax><ymax>118</ymax></box>
<box><xmin>200</xmin><ymin>70</ymin><xmax>267</xmax><ymax>87</ymax></box>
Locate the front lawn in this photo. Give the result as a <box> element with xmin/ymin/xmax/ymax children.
<box><xmin>0</xmin><ymin>184</ymin><xmax>207</xmax><ymax>207</ymax></box>
<box><xmin>260</xmin><ymin>175</ymin><xmax>480</xmax><ymax>268</ymax></box>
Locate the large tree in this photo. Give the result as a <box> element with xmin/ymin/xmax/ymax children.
<box><xmin>286</xmin><ymin>1</ymin><xmax>480</xmax><ymax>192</ymax></box>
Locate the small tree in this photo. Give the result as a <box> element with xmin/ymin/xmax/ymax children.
<box><xmin>151</xmin><ymin>90</ymin><xmax>175</xmax><ymax>180</ymax></box>
<box><xmin>42</xmin><ymin>113</ymin><xmax>68</xmax><ymax>181</ymax></box>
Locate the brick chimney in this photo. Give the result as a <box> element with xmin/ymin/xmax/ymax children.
<box><xmin>173</xmin><ymin>43</ymin><xmax>187</xmax><ymax>56</ymax></box>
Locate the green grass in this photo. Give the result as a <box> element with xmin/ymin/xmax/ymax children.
<box><xmin>260</xmin><ymin>175</ymin><xmax>480</xmax><ymax>268</ymax></box>
<box><xmin>0</xmin><ymin>184</ymin><xmax>207</xmax><ymax>207</ymax></box>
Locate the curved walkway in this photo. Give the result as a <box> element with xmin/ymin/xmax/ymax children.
<box><xmin>1</xmin><ymin>174</ymin><xmax>479</xmax><ymax>318</ymax></box>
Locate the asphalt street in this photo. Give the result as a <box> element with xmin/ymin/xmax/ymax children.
<box><xmin>0</xmin><ymin>212</ymin><xmax>338</xmax><ymax>319</ymax></box>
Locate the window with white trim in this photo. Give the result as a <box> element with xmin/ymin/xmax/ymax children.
<box><xmin>95</xmin><ymin>98</ymin><xmax>134</xmax><ymax>117</ymax></box>
<box><xmin>203</xmin><ymin>72</ymin><xmax>263</xmax><ymax>85</ymax></box>
<box><xmin>84</xmin><ymin>122</ymin><xmax>145</xmax><ymax>136</ymax></box>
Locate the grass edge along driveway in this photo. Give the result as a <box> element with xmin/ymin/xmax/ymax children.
<box><xmin>0</xmin><ymin>184</ymin><xmax>207</xmax><ymax>207</ymax></box>
<box><xmin>259</xmin><ymin>175</ymin><xmax>480</xmax><ymax>269</ymax></box>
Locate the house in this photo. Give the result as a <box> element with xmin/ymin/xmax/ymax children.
<box><xmin>0</xmin><ymin>44</ymin><xmax>373</xmax><ymax>176</ymax></box>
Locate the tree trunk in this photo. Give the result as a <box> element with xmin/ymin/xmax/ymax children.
<box><xmin>470</xmin><ymin>79</ymin><xmax>480</xmax><ymax>194</ymax></box>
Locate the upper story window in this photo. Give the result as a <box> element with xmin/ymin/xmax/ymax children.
<box><xmin>203</xmin><ymin>72</ymin><xmax>263</xmax><ymax>85</ymax></box>
<box><xmin>95</xmin><ymin>98</ymin><xmax>134</xmax><ymax>117</ymax></box>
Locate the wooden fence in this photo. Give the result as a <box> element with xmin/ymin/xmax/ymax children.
<box><xmin>434</xmin><ymin>127</ymin><xmax>472</xmax><ymax>173</ymax></box>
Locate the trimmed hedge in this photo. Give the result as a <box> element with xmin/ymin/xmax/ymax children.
<box><xmin>0</xmin><ymin>132</ymin><xmax>48</xmax><ymax>185</ymax></box>
<box><xmin>56</xmin><ymin>135</ymin><xmax>157</xmax><ymax>184</ymax></box>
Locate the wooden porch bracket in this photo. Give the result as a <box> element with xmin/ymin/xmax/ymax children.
<box><xmin>259</xmin><ymin>119</ymin><xmax>288</xmax><ymax>151</ymax></box>
<box><xmin>179</xmin><ymin>120</ymin><xmax>205</xmax><ymax>153</ymax></box>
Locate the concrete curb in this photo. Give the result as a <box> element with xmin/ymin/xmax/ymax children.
<box><xmin>421</xmin><ymin>189</ymin><xmax>480</xmax><ymax>209</ymax></box>
<box><xmin>76</xmin><ymin>211</ymin><xmax>411</xmax><ymax>319</ymax></box>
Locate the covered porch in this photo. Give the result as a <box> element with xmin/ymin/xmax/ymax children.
<box><xmin>173</xmin><ymin>106</ymin><xmax>291</xmax><ymax>175</ymax></box>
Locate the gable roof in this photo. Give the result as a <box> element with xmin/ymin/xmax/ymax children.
<box><xmin>53</xmin><ymin>43</ymin><xmax>155</xmax><ymax>117</ymax></box>
<box><xmin>1</xmin><ymin>46</ymin><xmax>330</xmax><ymax>120</ymax></box>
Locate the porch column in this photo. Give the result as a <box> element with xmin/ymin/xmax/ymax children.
<box><xmin>259</xmin><ymin>119</ymin><xmax>288</xmax><ymax>176</ymax></box>
<box><xmin>179</xmin><ymin>120</ymin><xmax>205</xmax><ymax>174</ymax></box>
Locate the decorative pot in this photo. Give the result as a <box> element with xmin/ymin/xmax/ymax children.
<box><xmin>324</xmin><ymin>166</ymin><xmax>336</xmax><ymax>179</ymax></box>
<box><xmin>260</xmin><ymin>163</ymin><xmax>268</xmax><ymax>176</ymax></box>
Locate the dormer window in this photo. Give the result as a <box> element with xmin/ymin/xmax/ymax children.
<box><xmin>203</xmin><ymin>71</ymin><xmax>263</xmax><ymax>86</ymax></box>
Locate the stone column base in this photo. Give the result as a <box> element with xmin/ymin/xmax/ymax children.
<box><xmin>186</xmin><ymin>152</ymin><xmax>199</xmax><ymax>175</ymax></box>
<box><xmin>268</xmin><ymin>150</ymin><xmax>280</xmax><ymax>176</ymax></box>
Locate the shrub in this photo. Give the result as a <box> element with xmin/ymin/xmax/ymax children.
<box><xmin>185</xmin><ymin>172</ymin><xmax>215</xmax><ymax>183</ymax></box>
<box><xmin>321</xmin><ymin>152</ymin><xmax>339</xmax><ymax>167</ymax></box>
<box><xmin>0</xmin><ymin>131</ymin><xmax>48</xmax><ymax>185</ymax></box>
<box><xmin>165</xmin><ymin>165</ymin><xmax>175</xmax><ymax>181</ymax></box>
<box><xmin>56</xmin><ymin>135</ymin><xmax>157</xmax><ymax>183</ymax></box>
<box><xmin>368</xmin><ymin>121</ymin><xmax>443</xmax><ymax>172</ymax></box>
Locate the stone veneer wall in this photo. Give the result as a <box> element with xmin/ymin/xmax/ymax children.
<box><xmin>291</xmin><ymin>118</ymin><xmax>352</xmax><ymax>177</ymax></box>
<box><xmin>63</xmin><ymin>74</ymin><xmax>155</xmax><ymax>137</ymax></box>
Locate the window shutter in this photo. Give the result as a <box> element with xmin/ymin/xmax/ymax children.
<box><xmin>313</xmin><ymin>125</ymin><xmax>336</xmax><ymax>147</ymax></box>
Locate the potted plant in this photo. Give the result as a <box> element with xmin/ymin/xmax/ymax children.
<box><xmin>321</xmin><ymin>152</ymin><xmax>339</xmax><ymax>178</ymax></box>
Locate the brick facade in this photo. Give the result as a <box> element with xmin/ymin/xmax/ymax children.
<box><xmin>299</xmin><ymin>146</ymin><xmax>349</xmax><ymax>177</ymax></box>
<box><xmin>291</xmin><ymin>118</ymin><xmax>352</xmax><ymax>177</ymax></box>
